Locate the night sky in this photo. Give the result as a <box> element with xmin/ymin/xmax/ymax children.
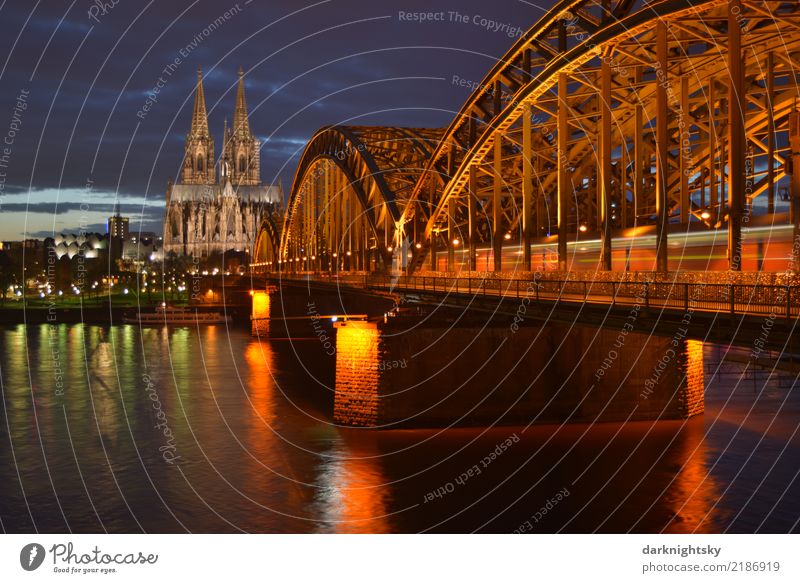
<box><xmin>0</xmin><ymin>0</ymin><xmax>557</xmax><ymax>239</ymax></box>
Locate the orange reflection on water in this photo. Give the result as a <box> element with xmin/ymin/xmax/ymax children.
<box><xmin>315</xmin><ymin>440</ymin><xmax>390</xmax><ymax>533</ymax></box>
<box><xmin>661</xmin><ymin>419</ymin><xmax>726</xmax><ymax>533</ymax></box>
<box><xmin>244</xmin><ymin>340</ymin><xmax>277</xmax><ymax>426</ymax></box>
<box><xmin>661</xmin><ymin>341</ymin><xmax>725</xmax><ymax>533</ymax></box>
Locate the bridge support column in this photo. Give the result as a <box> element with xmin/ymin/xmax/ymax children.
<box><xmin>557</xmin><ymin>69</ymin><xmax>569</xmax><ymax>271</ymax></box>
<box><xmin>448</xmin><ymin>197</ymin><xmax>456</xmax><ymax>271</ymax></box>
<box><xmin>679</xmin><ymin>75</ymin><xmax>689</xmax><ymax>224</ymax></box>
<box><xmin>633</xmin><ymin>66</ymin><xmax>643</xmax><ymax>260</ymax></box>
<box><xmin>468</xmin><ymin>166</ymin><xmax>478</xmax><ymax>271</ymax></box>
<box><xmin>467</xmin><ymin>118</ymin><xmax>478</xmax><ymax>271</ymax></box>
<box><xmin>429</xmin><ymin>179</ymin><xmax>438</xmax><ymax>272</ymax></box>
<box><xmin>655</xmin><ymin>20</ymin><xmax>669</xmax><ymax>273</ymax></box>
<box><xmin>790</xmin><ymin>107</ymin><xmax>800</xmax><ymax>256</ymax></box>
<box><xmin>599</xmin><ymin>59</ymin><xmax>612</xmax><ymax>270</ymax></box>
<box><xmin>493</xmin><ymin>134</ymin><xmax>503</xmax><ymax>271</ymax></box>
<box><xmin>523</xmin><ymin>103</ymin><xmax>533</xmax><ymax>271</ymax></box>
<box><xmin>728</xmin><ymin>0</ymin><xmax>745</xmax><ymax>271</ymax></box>
<box><xmin>557</xmin><ymin>20</ymin><xmax>568</xmax><ymax>271</ymax></box>
<box><xmin>708</xmin><ymin>78</ymin><xmax>717</xmax><ymax>222</ymax></box>
<box><xmin>767</xmin><ymin>52</ymin><xmax>776</xmax><ymax>215</ymax></box>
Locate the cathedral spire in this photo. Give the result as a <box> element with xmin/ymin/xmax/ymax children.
<box><xmin>190</xmin><ymin>67</ymin><xmax>210</xmax><ymax>137</ymax></box>
<box><xmin>232</xmin><ymin>66</ymin><xmax>251</xmax><ymax>138</ymax></box>
<box><xmin>181</xmin><ymin>67</ymin><xmax>215</xmax><ymax>185</ymax></box>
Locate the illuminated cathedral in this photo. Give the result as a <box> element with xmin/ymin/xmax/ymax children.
<box><xmin>163</xmin><ymin>68</ymin><xmax>282</xmax><ymax>258</ymax></box>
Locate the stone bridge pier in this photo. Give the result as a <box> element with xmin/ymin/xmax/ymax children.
<box><xmin>333</xmin><ymin>318</ymin><xmax>704</xmax><ymax>428</ymax></box>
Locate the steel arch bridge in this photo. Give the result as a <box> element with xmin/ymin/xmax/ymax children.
<box><xmin>252</xmin><ymin>0</ymin><xmax>800</xmax><ymax>276</ymax></box>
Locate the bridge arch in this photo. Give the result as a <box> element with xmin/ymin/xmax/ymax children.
<box><xmin>251</xmin><ymin>213</ymin><xmax>281</xmax><ymax>273</ymax></box>
<box><xmin>278</xmin><ymin>125</ymin><xmax>442</xmax><ymax>272</ymax></box>
<box><xmin>400</xmin><ymin>0</ymin><xmax>800</xmax><ymax>273</ymax></box>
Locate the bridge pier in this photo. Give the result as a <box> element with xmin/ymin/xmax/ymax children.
<box><xmin>333</xmin><ymin>318</ymin><xmax>704</xmax><ymax>428</ymax></box>
<box><xmin>251</xmin><ymin>290</ymin><xmax>271</xmax><ymax>336</ymax></box>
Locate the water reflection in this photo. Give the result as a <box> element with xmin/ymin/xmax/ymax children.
<box><xmin>660</xmin><ymin>419</ymin><xmax>727</xmax><ymax>533</ymax></box>
<box><xmin>0</xmin><ymin>323</ymin><xmax>796</xmax><ymax>533</ymax></box>
<box><xmin>313</xmin><ymin>438</ymin><xmax>390</xmax><ymax>533</ymax></box>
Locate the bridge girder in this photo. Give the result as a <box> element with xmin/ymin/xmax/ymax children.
<box><xmin>402</xmin><ymin>0</ymin><xmax>800</xmax><ymax>273</ymax></box>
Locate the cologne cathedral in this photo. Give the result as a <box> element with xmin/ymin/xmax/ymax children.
<box><xmin>163</xmin><ymin>68</ymin><xmax>282</xmax><ymax>258</ymax></box>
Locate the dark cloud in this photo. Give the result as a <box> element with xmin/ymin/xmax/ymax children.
<box><xmin>27</xmin><ymin>219</ymin><xmax>163</xmax><ymax>239</ymax></box>
<box><xmin>0</xmin><ymin>202</ymin><xmax>162</xmax><ymax>216</ymax></box>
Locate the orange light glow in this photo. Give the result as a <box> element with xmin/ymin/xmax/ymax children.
<box><xmin>334</xmin><ymin>321</ymin><xmax>379</xmax><ymax>426</ymax></box>
<box><xmin>251</xmin><ymin>291</ymin><xmax>270</xmax><ymax>320</ymax></box>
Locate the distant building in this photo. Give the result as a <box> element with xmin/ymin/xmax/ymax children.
<box><xmin>49</xmin><ymin>232</ymin><xmax>107</xmax><ymax>259</ymax></box>
<box><xmin>107</xmin><ymin>204</ymin><xmax>129</xmax><ymax>239</ymax></box>
<box><xmin>163</xmin><ymin>68</ymin><xmax>282</xmax><ymax>259</ymax></box>
<box><xmin>43</xmin><ymin>233</ymin><xmax>109</xmax><ymax>290</ymax></box>
<box><xmin>107</xmin><ymin>203</ymin><xmax>129</xmax><ymax>268</ymax></box>
<box><xmin>122</xmin><ymin>231</ymin><xmax>163</xmax><ymax>263</ymax></box>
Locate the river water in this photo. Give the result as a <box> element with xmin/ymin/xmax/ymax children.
<box><xmin>1</xmin><ymin>320</ymin><xmax>798</xmax><ymax>533</ymax></box>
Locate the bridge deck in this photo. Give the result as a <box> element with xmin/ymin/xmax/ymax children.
<box><xmin>262</xmin><ymin>273</ymin><xmax>799</xmax><ymax>320</ymax></box>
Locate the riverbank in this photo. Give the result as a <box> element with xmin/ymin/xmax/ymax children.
<box><xmin>0</xmin><ymin>305</ymin><xmax>252</xmax><ymax>324</ymax></box>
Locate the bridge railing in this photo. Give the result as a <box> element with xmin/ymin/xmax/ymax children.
<box><xmin>255</xmin><ymin>272</ymin><xmax>798</xmax><ymax>318</ymax></box>
<box><xmin>364</xmin><ymin>275</ymin><xmax>798</xmax><ymax>319</ymax></box>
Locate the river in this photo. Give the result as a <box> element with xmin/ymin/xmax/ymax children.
<box><xmin>0</xmin><ymin>321</ymin><xmax>798</xmax><ymax>533</ymax></box>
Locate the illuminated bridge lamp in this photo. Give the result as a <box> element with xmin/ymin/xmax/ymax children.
<box><xmin>415</xmin><ymin>242</ymin><xmax>422</xmax><ymax>249</ymax></box>
<box><xmin>579</xmin><ymin>224</ymin><xmax>588</xmax><ymax>233</ymax></box>
<box><xmin>452</xmin><ymin>238</ymin><xmax>460</xmax><ymax>246</ymax></box>
<box><xmin>346</xmin><ymin>251</ymin><xmax>352</xmax><ymax>256</ymax></box>
<box><xmin>504</xmin><ymin>232</ymin><xmax>512</xmax><ymax>240</ymax></box>
<box><xmin>700</xmin><ymin>210</ymin><xmax>711</xmax><ymax>220</ymax></box>
<box><xmin>386</xmin><ymin>246</ymin><xmax>393</xmax><ymax>252</ymax></box>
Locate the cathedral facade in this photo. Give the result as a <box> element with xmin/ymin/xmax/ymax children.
<box><xmin>163</xmin><ymin>68</ymin><xmax>281</xmax><ymax>259</ymax></box>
